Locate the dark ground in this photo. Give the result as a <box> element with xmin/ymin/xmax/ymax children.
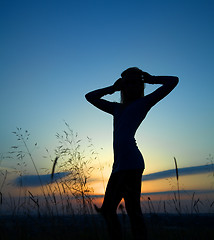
<box><xmin>0</xmin><ymin>213</ymin><xmax>214</xmax><ymax>240</ymax></box>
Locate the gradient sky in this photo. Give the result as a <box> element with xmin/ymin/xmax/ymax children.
<box><xmin>1</xmin><ymin>0</ymin><xmax>214</xmax><ymax>195</ymax></box>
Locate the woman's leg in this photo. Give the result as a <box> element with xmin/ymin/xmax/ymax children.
<box><xmin>100</xmin><ymin>172</ymin><xmax>124</xmax><ymax>240</ymax></box>
<box><xmin>124</xmin><ymin>170</ymin><xmax>147</xmax><ymax>240</ymax></box>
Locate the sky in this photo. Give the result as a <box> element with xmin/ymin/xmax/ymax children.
<box><xmin>1</xmin><ymin>0</ymin><xmax>214</xmax><ymax>199</ymax></box>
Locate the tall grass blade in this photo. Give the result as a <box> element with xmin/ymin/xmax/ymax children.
<box><xmin>51</xmin><ymin>156</ymin><xmax>59</xmax><ymax>180</ymax></box>
<box><xmin>174</xmin><ymin>157</ymin><xmax>181</xmax><ymax>214</ymax></box>
<box><xmin>174</xmin><ymin>157</ymin><xmax>179</xmax><ymax>181</ymax></box>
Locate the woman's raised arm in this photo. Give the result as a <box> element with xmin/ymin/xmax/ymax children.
<box><xmin>85</xmin><ymin>85</ymin><xmax>117</xmax><ymax>114</ymax></box>
<box><xmin>143</xmin><ymin>72</ymin><xmax>179</xmax><ymax>107</ymax></box>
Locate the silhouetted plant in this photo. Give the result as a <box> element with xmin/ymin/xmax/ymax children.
<box><xmin>1</xmin><ymin>126</ymin><xmax>214</xmax><ymax>219</ymax></box>
<box><xmin>51</xmin><ymin>122</ymin><xmax>95</xmax><ymax>213</ymax></box>
<box><xmin>9</xmin><ymin>128</ymin><xmax>53</xmax><ymax>215</ymax></box>
<box><xmin>173</xmin><ymin>157</ymin><xmax>181</xmax><ymax>214</ymax></box>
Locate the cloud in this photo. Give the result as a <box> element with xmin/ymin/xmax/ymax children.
<box><xmin>91</xmin><ymin>189</ymin><xmax>214</xmax><ymax>198</ymax></box>
<box><xmin>141</xmin><ymin>189</ymin><xmax>214</xmax><ymax>196</ymax></box>
<box><xmin>142</xmin><ymin>164</ymin><xmax>213</xmax><ymax>182</ymax></box>
<box><xmin>12</xmin><ymin>164</ymin><xmax>213</xmax><ymax>187</ymax></box>
<box><xmin>13</xmin><ymin>172</ymin><xmax>70</xmax><ymax>187</ymax></box>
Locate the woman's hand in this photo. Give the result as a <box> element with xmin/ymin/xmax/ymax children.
<box><xmin>142</xmin><ymin>71</ymin><xmax>154</xmax><ymax>84</ymax></box>
<box><xmin>113</xmin><ymin>78</ymin><xmax>123</xmax><ymax>91</ymax></box>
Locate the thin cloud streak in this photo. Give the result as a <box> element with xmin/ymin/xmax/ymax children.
<box><xmin>141</xmin><ymin>189</ymin><xmax>214</xmax><ymax>195</ymax></box>
<box><xmin>142</xmin><ymin>164</ymin><xmax>213</xmax><ymax>181</ymax></box>
<box><xmin>92</xmin><ymin>189</ymin><xmax>214</xmax><ymax>198</ymax></box>
<box><xmin>13</xmin><ymin>172</ymin><xmax>70</xmax><ymax>187</ymax></box>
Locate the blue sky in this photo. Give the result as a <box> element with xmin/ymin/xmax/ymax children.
<box><xmin>1</xmin><ymin>0</ymin><xmax>214</xmax><ymax>187</ymax></box>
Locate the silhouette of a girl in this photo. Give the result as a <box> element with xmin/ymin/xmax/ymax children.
<box><xmin>85</xmin><ymin>67</ymin><xmax>179</xmax><ymax>240</ymax></box>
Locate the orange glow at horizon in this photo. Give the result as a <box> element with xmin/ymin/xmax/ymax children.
<box><xmin>4</xmin><ymin>170</ymin><xmax>213</xmax><ymax>200</ymax></box>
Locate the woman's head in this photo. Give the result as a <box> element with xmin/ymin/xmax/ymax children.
<box><xmin>120</xmin><ymin>67</ymin><xmax>145</xmax><ymax>104</ymax></box>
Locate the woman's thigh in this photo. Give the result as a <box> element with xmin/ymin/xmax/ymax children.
<box><xmin>102</xmin><ymin>169</ymin><xmax>143</xmax><ymax>213</ymax></box>
<box><xmin>123</xmin><ymin>170</ymin><xmax>143</xmax><ymax>214</ymax></box>
<box><xmin>101</xmin><ymin>172</ymin><xmax>124</xmax><ymax>212</ymax></box>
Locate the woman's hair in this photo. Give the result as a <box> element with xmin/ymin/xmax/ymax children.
<box><xmin>120</xmin><ymin>67</ymin><xmax>145</xmax><ymax>104</ymax></box>
<box><xmin>121</xmin><ymin>67</ymin><xmax>143</xmax><ymax>80</ymax></box>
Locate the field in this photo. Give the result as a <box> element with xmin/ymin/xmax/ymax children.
<box><xmin>0</xmin><ymin>212</ymin><xmax>214</xmax><ymax>240</ymax></box>
<box><xmin>1</xmin><ymin>125</ymin><xmax>214</xmax><ymax>239</ymax></box>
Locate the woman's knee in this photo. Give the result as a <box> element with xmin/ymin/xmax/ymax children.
<box><xmin>101</xmin><ymin>205</ymin><xmax>116</xmax><ymax>218</ymax></box>
<box><xmin>125</xmin><ymin>200</ymin><xmax>142</xmax><ymax>215</ymax></box>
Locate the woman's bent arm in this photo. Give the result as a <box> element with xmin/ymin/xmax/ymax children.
<box><xmin>145</xmin><ymin>75</ymin><xmax>179</xmax><ymax>107</ymax></box>
<box><xmin>85</xmin><ymin>86</ymin><xmax>116</xmax><ymax>114</ymax></box>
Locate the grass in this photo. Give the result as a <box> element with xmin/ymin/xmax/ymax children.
<box><xmin>0</xmin><ymin>124</ymin><xmax>214</xmax><ymax>239</ymax></box>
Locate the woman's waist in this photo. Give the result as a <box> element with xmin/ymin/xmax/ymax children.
<box><xmin>113</xmin><ymin>143</ymin><xmax>141</xmax><ymax>156</ymax></box>
<box><xmin>113</xmin><ymin>137</ymin><xmax>137</xmax><ymax>148</ymax></box>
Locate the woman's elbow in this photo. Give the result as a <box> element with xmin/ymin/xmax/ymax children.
<box><xmin>173</xmin><ymin>76</ymin><xmax>179</xmax><ymax>86</ymax></box>
<box><xmin>85</xmin><ymin>92</ymin><xmax>93</xmax><ymax>103</ymax></box>
<box><xmin>85</xmin><ymin>93</ymin><xmax>89</xmax><ymax>100</ymax></box>
<box><xmin>85</xmin><ymin>93</ymin><xmax>90</xmax><ymax>101</ymax></box>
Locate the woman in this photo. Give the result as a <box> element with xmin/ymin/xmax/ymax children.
<box><xmin>85</xmin><ymin>67</ymin><xmax>179</xmax><ymax>240</ymax></box>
